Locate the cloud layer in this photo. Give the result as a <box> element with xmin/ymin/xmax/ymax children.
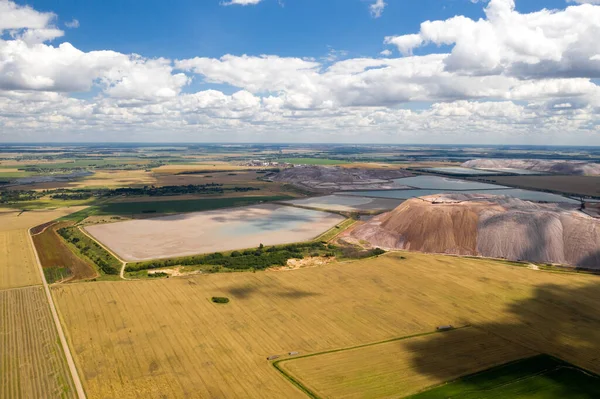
<box><xmin>0</xmin><ymin>0</ymin><xmax>599</xmax><ymax>143</ymax></box>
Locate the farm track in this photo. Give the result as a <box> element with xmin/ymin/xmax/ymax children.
<box><xmin>76</xmin><ymin>226</ymin><xmax>129</xmax><ymax>280</ymax></box>
<box><xmin>28</xmin><ymin>228</ymin><xmax>86</xmax><ymax>399</ymax></box>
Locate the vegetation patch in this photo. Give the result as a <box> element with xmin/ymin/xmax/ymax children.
<box><xmin>275</xmin><ymin>327</ymin><xmax>533</xmax><ymax>399</ymax></box>
<box><xmin>57</xmin><ymin>226</ymin><xmax>121</xmax><ymax>275</ymax></box>
<box><xmin>32</xmin><ymin>222</ymin><xmax>97</xmax><ymax>282</ymax></box>
<box><xmin>43</xmin><ymin>266</ymin><xmax>72</xmax><ymax>284</ymax></box>
<box><xmin>409</xmin><ymin>354</ymin><xmax>600</xmax><ymax>399</ymax></box>
<box><xmin>126</xmin><ymin>242</ymin><xmax>331</xmax><ymax>272</ymax></box>
<box><xmin>125</xmin><ymin>241</ymin><xmax>384</xmax><ymax>273</ymax></box>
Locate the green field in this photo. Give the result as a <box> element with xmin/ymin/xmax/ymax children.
<box><xmin>279</xmin><ymin>158</ymin><xmax>350</xmax><ymax>165</ymax></box>
<box><xmin>23</xmin><ymin>158</ymin><xmax>152</xmax><ymax>169</ymax></box>
<box><xmin>4</xmin><ymin>197</ymin><xmax>97</xmax><ymax>210</ymax></box>
<box><xmin>409</xmin><ymin>355</ymin><xmax>600</xmax><ymax>399</ymax></box>
<box><xmin>61</xmin><ymin>195</ymin><xmax>293</xmax><ymax>221</ymax></box>
<box><xmin>0</xmin><ymin>171</ymin><xmax>35</xmax><ymax>178</ymax></box>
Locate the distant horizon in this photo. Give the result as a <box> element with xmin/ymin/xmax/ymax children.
<box><xmin>1</xmin><ymin>142</ymin><xmax>600</xmax><ymax>149</ymax></box>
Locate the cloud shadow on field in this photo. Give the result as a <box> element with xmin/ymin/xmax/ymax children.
<box><xmin>222</xmin><ymin>281</ymin><xmax>320</xmax><ymax>300</ymax></box>
<box><xmin>225</xmin><ymin>285</ymin><xmax>258</xmax><ymax>299</ymax></box>
<box><xmin>403</xmin><ymin>282</ymin><xmax>600</xmax><ymax>398</ymax></box>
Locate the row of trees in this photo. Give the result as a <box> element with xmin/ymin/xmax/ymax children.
<box><xmin>126</xmin><ymin>242</ymin><xmax>330</xmax><ymax>272</ymax></box>
<box><xmin>57</xmin><ymin>227</ymin><xmax>120</xmax><ymax>275</ymax></box>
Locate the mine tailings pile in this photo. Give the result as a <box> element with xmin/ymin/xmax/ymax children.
<box><xmin>348</xmin><ymin>194</ymin><xmax>600</xmax><ymax>269</ymax></box>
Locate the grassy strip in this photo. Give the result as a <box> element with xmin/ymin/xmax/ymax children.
<box><xmin>314</xmin><ymin>218</ymin><xmax>356</xmax><ymax>242</ymax></box>
<box><xmin>43</xmin><ymin>266</ymin><xmax>72</xmax><ymax>284</ymax></box>
<box><xmin>60</xmin><ymin>195</ymin><xmax>294</xmax><ymax>222</ymax></box>
<box><xmin>57</xmin><ymin>226</ymin><xmax>121</xmax><ymax>275</ymax></box>
<box><xmin>408</xmin><ymin>354</ymin><xmax>600</xmax><ymax>399</ymax></box>
<box><xmin>272</xmin><ymin>327</ymin><xmax>471</xmax><ymax>399</ymax></box>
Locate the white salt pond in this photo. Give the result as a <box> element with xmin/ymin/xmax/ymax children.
<box><xmin>85</xmin><ymin>204</ymin><xmax>345</xmax><ymax>261</ymax></box>
<box><xmin>283</xmin><ymin>195</ymin><xmax>404</xmax><ymax>212</ymax></box>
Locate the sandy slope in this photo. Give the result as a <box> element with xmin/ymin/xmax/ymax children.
<box><xmin>462</xmin><ymin>159</ymin><xmax>600</xmax><ymax>175</ymax></box>
<box><xmin>347</xmin><ymin>194</ymin><xmax>600</xmax><ymax>269</ymax></box>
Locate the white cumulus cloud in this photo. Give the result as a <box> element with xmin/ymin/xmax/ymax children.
<box><xmin>221</xmin><ymin>0</ymin><xmax>263</xmax><ymax>5</ymax></box>
<box><xmin>370</xmin><ymin>0</ymin><xmax>386</xmax><ymax>18</ymax></box>
<box><xmin>0</xmin><ymin>0</ymin><xmax>599</xmax><ymax>143</ymax></box>
<box><xmin>65</xmin><ymin>19</ymin><xmax>79</xmax><ymax>28</ymax></box>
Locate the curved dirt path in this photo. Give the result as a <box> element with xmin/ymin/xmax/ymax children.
<box><xmin>76</xmin><ymin>226</ymin><xmax>130</xmax><ymax>280</ymax></box>
<box><xmin>28</xmin><ymin>228</ymin><xmax>87</xmax><ymax>399</ymax></box>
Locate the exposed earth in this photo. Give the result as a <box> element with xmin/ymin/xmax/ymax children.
<box><xmin>269</xmin><ymin>165</ymin><xmax>413</xmax><ymax>191</ymax></box>
<box><xmin>345</xmin><ymin>194</ymin><xmax>600</xmax><ymax>269</ymax></box>
<box><xmin>463</xmin><ymin>159</ymin><xmax>600</xmax><ymax>176</ymax></box>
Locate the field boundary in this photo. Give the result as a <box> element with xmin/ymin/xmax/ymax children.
<box><xmin>272</xmin><ymin>326</ymin><xmax>471</xmax><ymax>399</ymax></box>
<box><xmin>76</xmin><ymin>226</ymin><xmax>129</xmax><ymax>279</ymax></box>
<box><xmin>406</xmin><ymin>354</ymin><xmax>600</xmax><ymax>398</ymax></box>
<box><xmin>28</xmin><ymin>227</ymin><xmax>87</xmax><ymax>399</ymax></box>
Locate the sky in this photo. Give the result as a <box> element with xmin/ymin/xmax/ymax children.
<box><xmin>1</xmin><ymin>0</ymin><xmax>600</xmax><ymax>144</ymax></box>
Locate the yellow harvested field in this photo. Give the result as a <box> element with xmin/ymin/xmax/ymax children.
<box><xmin>72</xmin><ymin>170</ymin><xmax>157</xmax><ymax>188</ymax></box>
<box><xmin>278</xmin><ymin>327</ymin><xmax>535</xmax><ymax>399</ymax></box>
<box><xmin>1</xmin><ymin>286</ymin><xmax>76</xmax><ymax>399</ymax></box>
<box><xmin>53</xmin><ymin>252</ymin><xmax>600</xmax><ymax>398</ymax></box>
<box><xmin>0</xmin><ymin>207</ymin><xmax>87</xmax><ymax>289</ymax></box>
<box><xmin>0</xmin><ymin>207</ymin><xmax>88</xmax><ymax>232</ymax></box>
<box><xmin>0</xmin><ymin>230</ymin><xmax>40</xmax><ymax>289</ymax></box>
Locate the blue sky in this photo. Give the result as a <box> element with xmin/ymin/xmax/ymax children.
<box><xmin>28</xmin><ymin>0</ymin><xmax>567</xmax><ymax>59</ymax></box>
<box><xmin>1</xmin><ymin>0</ymin><xmax>600</xmax><ymax>144</ymax></box>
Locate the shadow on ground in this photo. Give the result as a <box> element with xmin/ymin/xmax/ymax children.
<box><xmin>223</xmin><ymin>281</ymin><xmax>320</xmax><ymax>300</ymax></box>
<box><xmin>406</xmin><ymin>282</ymin><xmax>600</xmax><ymax>398</ymax></box>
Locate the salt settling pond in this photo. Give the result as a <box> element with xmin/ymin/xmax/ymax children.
<box><xmin>85</xmin><ymin>204</ymin><xmax>344</xmax><ymax>261</ymax></box>
<box><xmin>283</xmin><ymin>195</ymin><xmax>404</xmax><ymax>212</ymax></box>
<box><xmin>340</xmin><ymin>188</ymin><xmax>578</xmax><ymax>204</ymax></box>
<box><xmin>393</xmin><ymin>176</ymin><xmax>507</xmax><ymax>190</ymax></box>
<box><xmin>339</xmin><ymin>175</ymin><xmax>578</xmax><ymax>204</ymax></box>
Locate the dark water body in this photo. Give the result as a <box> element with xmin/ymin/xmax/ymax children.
<box><xmin>341</xmin><ymin>188</ymin><xmax>579</xmax><ymax>204</ymax></box>
<box><xmin>12</xmin><ymin>171</ymin><xmax>93</xmax><ymax>185</ymax></box>
<box><xmin>393</xmin><ymin>176</ymin><xmax>507</xmax><ymax>190</ymax></box>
